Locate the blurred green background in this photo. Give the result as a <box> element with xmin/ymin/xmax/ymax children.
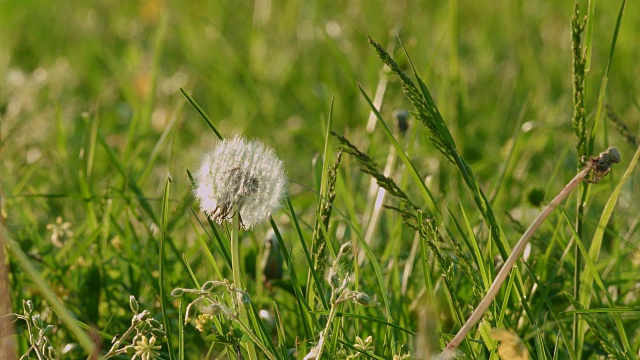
<box><xmin>2</xmin><ymin>0</ymin><xmax>638</xmax><ymax>184</ymax></box>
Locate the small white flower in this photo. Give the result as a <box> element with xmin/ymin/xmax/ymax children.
<box><xmin>46</xmin><ymin>216</ymin><xmax>73</xmax><ymax>247</ymax></box>
<box><xmin>194</xmin><ymin>136</ymin><xmax>286</xmax><ymax>229</ymax></box>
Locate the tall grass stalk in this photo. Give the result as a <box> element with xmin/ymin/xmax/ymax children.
<box><xmin>574</xmin><ymin>0</ymin><xmax>626</xmax><ymax>354</ymax></box>
<box><xmin>570</xmin><ymin>2</ymin><xmax>588</xmax><ymax>352</ymax></box>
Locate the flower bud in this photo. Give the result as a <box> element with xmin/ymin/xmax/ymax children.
<box><xmin>339</xmin><ymin>242</ymin><xmax>351</xmax><ymax>256</ymax></box>
<box><xmin>43</xmin><ymin>325</ymin><xmax>54</xmax><ymax>336</ymax></box>
<box><xmin>354</xmin><ymin>292</ymin><xmax>379</xmax><ymax>307</ymax></box>
<box><xmin>327</xmin><ymin>268</ymin><xmax>340</xmax><ymax>289</ymax></box>
<box><xmin>129</xmin><ymin>296</ymin><xmax>139</xmax><ymax>313</ymax></box>
<box><xmin>32</xmin><ymin>314</ymin><xmax>44</xmax><ymax>329</ymax></box>
<box><xmin>23</xmin><ymin>300</ymin><xmax>33</xmax><ymax>315</ymax></box>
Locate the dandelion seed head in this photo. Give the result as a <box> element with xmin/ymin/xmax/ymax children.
<box><xmin>194</xmin><ymin>136</ymin><xmax>286</xmax><ymax>229</ymax></box>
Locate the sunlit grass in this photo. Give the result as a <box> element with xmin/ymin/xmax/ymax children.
<box><xmin>1</xmin><ymin>1</ymin><xmax>639</xmax><ymax>359</ymax></box>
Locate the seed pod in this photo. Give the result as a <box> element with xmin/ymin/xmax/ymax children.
<box><xmin>147</xmin><ymin>318</ymin><xmax>162</xmax><ymax>329</ymax></box>
<box><xmin>201</xmin><ymin>281</ymin><xmax>218</xmax><ymax>292</ymax></box>
<box><xmin>151</xmin><ymin>328</ymin><xmax>166</xmax><ymax>338</ymax></box>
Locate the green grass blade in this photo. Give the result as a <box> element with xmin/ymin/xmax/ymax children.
<box><xmin>188</xmin><ymin>213</ymin><xmax>224</xmax><ymax>280</ymax></box>
<box><xmin>453</xmin><ymin>203</ymin><xmax>491</xmax><ymax>290</ymax></box>
<box><xmin>567</xmin><ymin>213</ymin><xmax>631</xmax><ymax>353</ymax></box>
<box><xmin>565</xmin><ymin>308</ymin><xmax>640</xmax><ymax>315</ymax></box>
<box><xmin>578</xmin><ymin>144</ymin><xmax>639</xmax><ymax>349</ymax></box>
<box><xmin>2</xmin><ymin>229</ymin><xmax>98</xmax><ymax>355</ymax></box>
<box><xmin>331</xmin><ymin>311</ymin><xmax>416</xmax><ymax>335</ymax></box>
<box><xmin>187</xmin><ymin>169</ymin><xmax>232</xmax><ymax>267</ymax></box>
<box><xmin>159</xmin><ymin>176</ymin><xmax>176</xmax><ymax>360</ymax></box>
<box><xmin>79</xmin><ymin>112</ymin><xmax>99</xmax><ymax>228</ymax></box>
<box><xmin>269</xmin><ymin>217</ymin><xmax>319</xmax><ymax>337</ymax></box>
<box><xmin>287</xmin><ymin>197</ymin><xmax>329</xmax><ymax>311</ymax></box>
<box><xmin>588</xmin><ymin>0</ymin><xmax>626</xmax><ymax>154</ymax></box>
<box><xmin>180</xmin><ymin>87</ymin><xmax>224</xmax><ymax>140</ymax></box>
<box><xmin>523</xmin><ymin>263</ymin><xmax>577</xmax><ymax>359</ymax></box>
<box><xmin>308</xmin><ymin>98</ymin><xmax>334</xmax><ymax>309</ymax></box>
<box><xmin>179</xmin><ymin>300</ymin><xmax>184</xmax><ymax>360</ymax></box>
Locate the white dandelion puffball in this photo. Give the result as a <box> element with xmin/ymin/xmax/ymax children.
<box><xmin>194</xmin><ymin>136</ymin><xmax>287</xmax><ymax>229</ymax></box>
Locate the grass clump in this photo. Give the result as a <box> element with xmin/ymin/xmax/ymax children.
<box><xmin>2</xmin><ymin>1</ymin><xmax>639</xmax><ymax>360</ymax></box>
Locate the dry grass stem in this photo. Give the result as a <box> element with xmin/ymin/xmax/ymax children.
<box><xmin>442</xmin><ymin>146</ymin><xmax>620</xmax><ymax>356</ymax></box>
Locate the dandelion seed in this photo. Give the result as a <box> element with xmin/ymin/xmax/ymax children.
<box><xmin>194</xmin><ymin>136</ymin><xmax>287</xmax><ymax>229</ymax></box>
<box><xmin>46</xmin><ymin>216</ymin><xmax>73</xmax><ymax>247</ymax></box>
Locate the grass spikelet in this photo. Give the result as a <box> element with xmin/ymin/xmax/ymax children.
<box><xmin>331</xmin><ymin>131</ymin><xmax>419</xmax><ymax>211</ymax></box>
<box><xmin>571</xmin><ymin>1</ymin><xmax>588</xmax><ymax>156</ymax></box>
<box><xmin>367</xmin><ymin>37</ymin><xmax>455</xmax><ymax>163</ymax></box>
<box><xmin>310</xmin><ymin>150</ymin><xmax>343</xmax><ymax>293</ymax></box>
<box><xmin>367</xmin><ymin>37</ymin><xmax>511</xmax><ymax>259</ymax></box>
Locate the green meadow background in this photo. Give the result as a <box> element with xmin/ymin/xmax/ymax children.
<box><xmin>1</xmin><ymin>0</ymin><xmax>639</xmax><ymax>358</ymax></box>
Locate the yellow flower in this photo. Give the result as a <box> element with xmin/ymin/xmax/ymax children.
<box><xmin>195</xmin><ymin>314</ymin><xmax>216</xmax><ymax>333</ymax></box>
<box><xmin>133</xmin><ymin>335</ymin><xmax>161</xmax><ymax>360</ymax></box>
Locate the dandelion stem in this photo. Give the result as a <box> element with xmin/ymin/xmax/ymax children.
<box><xmin>231</xmin><ymin>210</ymin><xmax>242</xmax><ymax>300</ymax></box>
<box><xmin>230</xmin><ymin>211</ymin><xmax>258</xmax><ymax>360</ymax></box>
<box><xmin>442</xmin><ymin>166</ymin><xmax>591</xmax><ymax>356</ymax></box>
